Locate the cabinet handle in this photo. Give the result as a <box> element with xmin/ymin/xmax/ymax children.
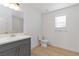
<box><xmin>19</xmin><ymin>48</ymin><xmax>21</xmax><ymax>56</ymax></box>
<box><xmin>17</xmin><ymin>48</ymin><xmax>20</xmax><ymax>56</ymax></box>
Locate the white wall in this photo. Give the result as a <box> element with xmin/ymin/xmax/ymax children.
<box><xmin>22</xmin><ymin>5</ymin><xmax>42</xmax><ymax>49</ymax></box>
<box><xmin>43</xmin><ymin>4</ymin><xmax>79</xmax><ymax>52</ymax></box>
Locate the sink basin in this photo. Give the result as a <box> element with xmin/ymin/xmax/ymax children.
<box><xmin>10</xmin><ymin>34</ymin><xmax>16</xmax><ymax>37</ymax></box>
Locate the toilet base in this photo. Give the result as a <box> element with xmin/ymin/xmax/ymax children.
<box><xmin>41</xmin><ymin>43</ymin><xmax>48</xmax><ymax>48</ymax></box>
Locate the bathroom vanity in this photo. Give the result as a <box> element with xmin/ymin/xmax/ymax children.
<box><xmin>0</xmin><ymin>35</ymin><xmax>31</xmax><ymax>56</ymax></box>
<box><xmin>0</xmin><ymin>4</ymin><xmax>31</xmax><ymax>56</ymax></box>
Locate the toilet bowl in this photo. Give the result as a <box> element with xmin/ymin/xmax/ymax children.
<box><xmin>40</xmin><ymin>39</ymin><xmax>48</xmax><ymax>48</ymax></box>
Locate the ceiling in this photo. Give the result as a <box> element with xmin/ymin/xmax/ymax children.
<box><xmin>23</xmin><ymin>3</ymin><xmax>77</xmax><ymax>13</ymax></box>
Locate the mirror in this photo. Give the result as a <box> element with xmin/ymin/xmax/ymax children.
<box><xmin>12</xmin><ymin>15</ymin><xmax>24</xmax><ymax>33</ymax></box>
<box><xmin>0</xmin><ymin>4</ymin><xmax>23</xmax><ymax>34</ymax></box>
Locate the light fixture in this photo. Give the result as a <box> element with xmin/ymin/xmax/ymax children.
<box><xmin>9</xmin><ymin>3</ymin><xmax>21</xmax><ymax>11</ymax></box>
<box><xmin>0</xmin><ymin>3</ymin><xmax>21</xmax><ymax>11</ymax></box>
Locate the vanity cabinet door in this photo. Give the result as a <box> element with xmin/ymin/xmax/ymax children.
<box><xmin>17</xmin><ymin>44</ymin><xmax>30</xmax><ymax>56</ymax></box>
<box><xmin>18</xmin><ymin>39</ymin><xmax>31</xmax><ymax>56</ymax></box>
<box><xmin>0</xmin><ymin>47</ymin><xmax>17</xmax><ymax>56</ymax></box>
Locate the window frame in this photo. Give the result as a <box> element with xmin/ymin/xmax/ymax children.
<box><xmin>55</xmin><ymin>15</ymin><xmax>67</xmax><ymax>31</ymax></box>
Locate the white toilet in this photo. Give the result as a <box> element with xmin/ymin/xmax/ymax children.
<box><xmin>39</xmin><ymin>39</ymin><xmax>48</xmax><ymax>48</ymax></box>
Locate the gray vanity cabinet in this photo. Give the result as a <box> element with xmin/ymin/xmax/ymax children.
<box><xmin>0</xmin><ymin>38</ymin><xmax>31</xmax><ymax>56</ymax></box>
<box><xmin>17</xmin><ymin>38</ymin><xmax>31</xmax><ymax>56</ymax></box>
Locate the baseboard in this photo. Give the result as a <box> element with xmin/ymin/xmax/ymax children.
<box><xmin>48</xmin><ymin>43</ymin><xmax>79</xmax><ymax>54</ymax></box>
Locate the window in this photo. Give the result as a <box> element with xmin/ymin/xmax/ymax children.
<box><xmin>55</xmin><ymin>16</ymin><xmax>66</xmax><ymax>29</ymax></box>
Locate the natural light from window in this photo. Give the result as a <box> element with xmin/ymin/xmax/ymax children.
<box><xmin>55</xmin><ymin>16</ymin><xmax>66</xmax><ymax>28</ymax></box>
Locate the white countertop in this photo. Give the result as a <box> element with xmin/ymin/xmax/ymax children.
<box><xmin>0</xmin><ymin>33</ymin><xmax>31</xmax><ymax>45</ymax></box>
